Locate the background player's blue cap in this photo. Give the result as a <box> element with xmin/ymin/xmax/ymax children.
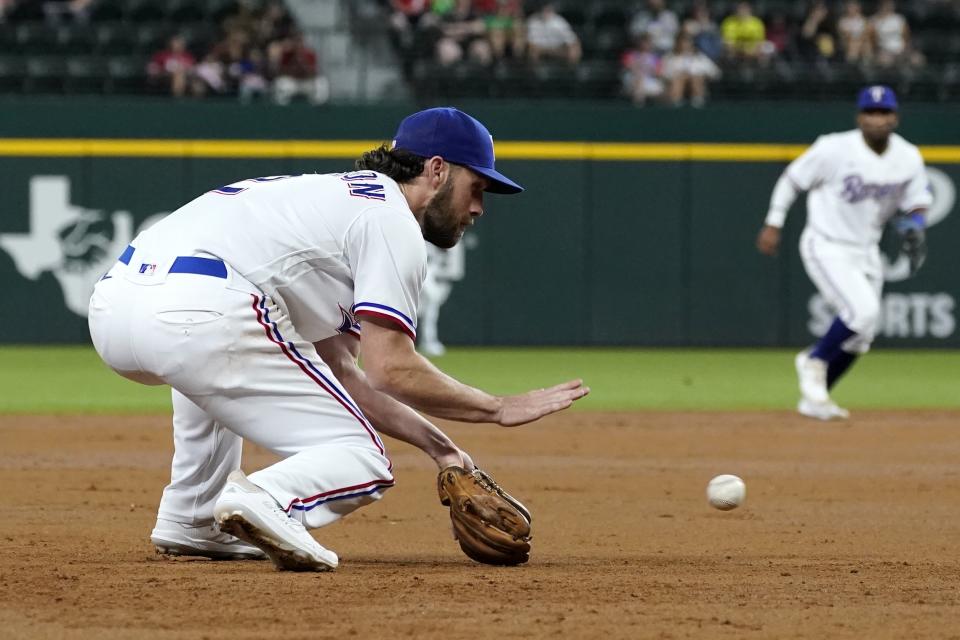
<box><xmin>391</xmin><ymin>107</ymin><xmax>523</xmax><ymax>194</ymax></box>
<box><xmin>857</xmin><ymin>85</ymin><xmax>898</xmax><ymax>111</ymax></box>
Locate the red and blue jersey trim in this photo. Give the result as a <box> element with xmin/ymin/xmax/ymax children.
<box><xmin>250</xmin><ymin>294</ymin><xmax>390</xmax><ymax>461</ymax></box>
<box><xmin>352</xmin><ymin>301</ymin><xmax>416</xmax><ymax>340</ymax></box>
<box><xmin>285</xmin><ymin>478</ymin><xmax>396</xmax><ymax>513</ymax></box>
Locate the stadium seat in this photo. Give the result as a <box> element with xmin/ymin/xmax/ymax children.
<box><xmin>105</xmin><ymin>55</ymin><xmax>147</xmax><ymax>94</ymax></box>
<box><xmin>166</xmin><ymin>0</ymin><xmax>205</xmax><ymax>24</ymax></box>
<box><xmin>531</xmin><ymin>62</ymin><xmax>578</xmax><ymax>99</ymax></box>
<box><xmin>127</xmin><ymin>0</ymin><xmax>167</xmax><ymax>23</ymax></box>
<box><xmin>55</xmin><ymin>25</ymin><xmax>98</xmax><ymax>55</ymax></box>
<box><xmin>90</xmin><ymin>0</ymin><xmax>125</xmax><ymax>23</ymax></box>
<box><xmin>6</xmin><ymin>1</ymin><xmax>46</xmax><ymax>22</ymax></box>
<box><xmin>491</xmin><ymin>60</ymin><xmax>531</xmax><ymax>99</ymax></box>
<box><xmin>586</xmin><ymin>27</ymin><xmax>629</xmax><ymax>61</ymax></box>
<box><xmin>0</xmin><ymin>24</ymin><xmax>16</xmax><ymax>54</ymax></box>
<box><xmin>65</xmin><ymin>56</ymin><xmax>109</xmax><ymax>93</ymax></box>
<box><xmin>23</xmin><ymin>56</ymin><xmax>68</xmax><ymax>94</ymax></box>
<box><xmin>0</xmin><ymin>55</ymin><xmax>27</xmax><ymax>92</ymax></box>
<box><xmin>15</xmin><ymin>23</ymin><xmax>60</xmax><ymax>55</ymax></box>
<box><xmin>94</xmin><ymin>23</ymin><xmax>136</xmax><ymax>54</ymax></box>
<box><xmin>135</xmin><ymin>23</ymin><xmax>174</xmax><ymax>54</ymax></box>
<box><xmin>206</xmin><ymin>0</ymin><xmax>241</xmax><ymax>23</ymax></box>
<box><xmin>179</xmin><ymin>23</ymin><xmax>219</xmax><ymax>57</ymax></box>
<box><xmin>554</xmin><ymin>2</ymin><xmax>588</xmax><ymax>32</ymax></box>
<box><xmin>590</xmin><ymin>3</ymin><xmax>630</xmax><ymax>30</ymax></box>
<box><xmin>575</xmin><ymin>60</ymin><xmax>621</xmax><ymax>99</ymax></box>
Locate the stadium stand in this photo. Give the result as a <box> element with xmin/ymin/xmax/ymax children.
<box><xmin>0</xmin><ymin>0</ymin><xmax>958</xmax><ymax>103</ymax></box>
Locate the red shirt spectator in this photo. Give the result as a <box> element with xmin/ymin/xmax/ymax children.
<box><xmin>275</xmin><ymin>34</ymin><xmax>318</xmax><ymax>79</ymax></box>
<box><xmin>149</xmin><ymin>41</ymin><xmax>196</xmax><ymax>76</ymax></box>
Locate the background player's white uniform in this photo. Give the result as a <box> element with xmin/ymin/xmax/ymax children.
<box><xmin>767</xmin><ymin>130</ymin><xmax>931</xmax><ymax>352</ymax></box>
<box><xmin>417</xmin><ymin>242</ymin><xmax>466</xmax><ymax>356</ymax></box>
<box><xmin>89</xmin><ymin>172</ymin><xmax>425</xmax><ymax>537</ymax></box>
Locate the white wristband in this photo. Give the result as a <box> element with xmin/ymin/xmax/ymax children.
<box><xmin>764</xmin><ymin>209</ymin><xmax>787</xmax><ymax>228</ymax></box>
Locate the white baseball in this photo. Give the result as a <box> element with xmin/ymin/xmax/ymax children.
<box><xmin>706</xmin><ymin>474</ymin><xmax>745</xmax><ymax>511</ymax></box>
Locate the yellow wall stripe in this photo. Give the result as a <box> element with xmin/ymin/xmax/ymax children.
<box><xmin>1</xmin><ymin>138</ymin><xmax>959</xmax><ymax>163</ymax></box>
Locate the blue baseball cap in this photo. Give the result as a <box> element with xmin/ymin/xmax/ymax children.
<box><xmin>857</xmin><ymin>85</ymin><xmax>898</xmax><ymax>111</ymax></box>
<box><xmin>391</xmin><ymin>107</ymin><xmax>523</xmax><ymax>194</ymax></box>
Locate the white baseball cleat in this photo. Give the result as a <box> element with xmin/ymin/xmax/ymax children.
<box><xmin>151</xmin><ymin>518</ymin><xmax>267</xmax><ymax>560</ymax></box>
<box><xmin>795</xmin><ymin>350</ymin><xmax>830</xmax><ymax>404</ymax></box>
<box><xmin>213</xmin><ymin>470</ymin><xmax>338</xmax><ymax>572</ymax></box>
<box><xmin>797</xmin><ymin>398</ymin><xmax>850</xmax><ymax>421</ymax></box>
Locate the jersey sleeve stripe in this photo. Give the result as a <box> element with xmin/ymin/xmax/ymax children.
<box><xmin>353</xmin><ymin>304</ymin><xmax>417</xmax><ymax>340</ymax></box>
<box><xmin>353</xmin><ymin>301</ymin><xmax>415</xmax><ymax>326</ymax></box>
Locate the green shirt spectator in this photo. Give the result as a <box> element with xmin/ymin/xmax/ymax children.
<box><xmin>721</xmin><ymin>1</ymin><xmax>766</xmax><ymax>57</ymax></box>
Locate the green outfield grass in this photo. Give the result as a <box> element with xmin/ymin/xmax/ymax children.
<box><xmin>1</xmin><ymin>346</ymin><xmax>957</xmax><ymax>414</ymax></box>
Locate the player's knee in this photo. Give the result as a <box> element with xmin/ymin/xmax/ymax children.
<box><xmin>851</xmin><ymin>301</ymin><xmax>881</xmax><ymax>335</ymax></box>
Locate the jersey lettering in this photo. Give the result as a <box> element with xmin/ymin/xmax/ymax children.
<box><xmin>347</xmin><ymin>183</ymin><xmax>387</xmax><ymax>201</ymax></box>
<box><xmin>210</xmin><ymin>175</ymin><xmax>299</xmax><ymax>196</ymax></box>
<box><xmin>841</xmin><ymin>175</ymin><xmax>909</xmax><ymax>204</ymax></box>
<box><xmin>340</xmin><ymin>171</ymin><xmax>386</xmax><ymax>201</ymax></box>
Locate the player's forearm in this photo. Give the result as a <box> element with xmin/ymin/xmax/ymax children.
<box><xmin>765</xmin><ymin>174</ymin><xmax>800</xmax><ymax>227</ymax></box>
<box><xmin>328</xmin><ymin>354</ymin><xmax>463</xmax><ymax>466</ymax></box>
<box><xmin>369</xmin><ymin>354</ymin><xmax>502</xmax><ymax>423</ymax></box>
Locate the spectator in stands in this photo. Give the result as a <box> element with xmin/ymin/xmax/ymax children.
<box><xmin>869</xmin><ymin>0</ymin><xmax>924</xmax><ymax>68</ymax></box>
<box><xmin>269</xmin><ymin>30</ymin><xmax>331</xmax><ymax>105</ymax></box>
<box><xmin>147</xmin><ymin>35</ymin><xmax>200</xmax><ymax>98</ymax></box>
<box><xmin>477</xmin><ymin>0</ymin><xmax>525</xmax><ymax>61</ymax></box>
<box><xmin>255</xmin><ymin>0</ymin><xmax>294</xmax><ymax>49</ymax></box>
<box><xmin>43</xmin><ymin>0</ymin><xmax>92</xmax><ymax>24</ymax></box>
<box><xmin>622</xmin><ymin>34</ymin><xmax>663</xmax><ymax>106</ymax></box>
<box><xmin>721</xmin><ymin>1</ymin><xmax>769</xmax><ymax>62</ymax></box>
<box><xmin>0</xmin><ymin>0</ymin><xmax>15</xmax><ymax>22</ymax></box>
<box><xmin>526</xmin><ymin>2</ymin><xmax>581</xmax><ymax>65</ymax></box>
<box><xmin>764</xmin><ymin>11</ymin><xmax>793</xmax><ymax>58</ymax></box>
<box><xmin>799</xmin><ymin>0</ymin><xmax>837</xmax><ymax>63</ymax></box>
<box><xmin>630</xmin><ymin>0</ymin><xmax>680</xmax><ymax>55</ymax></box>
<box><xmin>682</xmin><ymin>1</ymin><xmax>722</xmax><ymax>61</ymax></box>
<box><xmin>223</xmin><ymin>0</ymin><xmax>259</xmax><ymax>38</ymax></box>
<box><xmin>662</xmin><ymin>33</ymin><xmax>720</xmax><ymax>107</ymax></box>
<box><xmin>430</xmin><ymin>0</ymin><xmax>492</xmax><ymax>67</ymax></box>
<box><xmin>389</xmin><ymin>0</ymin><xmax>430</xmax><ymax>50</ymax></box>
<box><xmin>194</xmin><ymin>53</ymin><xmax>226</xmax><ymax>95</ymax></box>
<box><xmin>208</xmin><ymin>29</ymin><xmax>267</xmax><ymax>99</ymax></box>
<box><xmin>838</xmin><ymin>1</ymin><xmax>871</xmax><ymax>63</ymax></box>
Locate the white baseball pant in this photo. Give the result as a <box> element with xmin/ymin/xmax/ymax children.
<box><xmin>800</xmin><ymin>227</ymin><xmax>883</xmax><ymax>353</ymax></box>
<box><xmin>88</xmin><ymin>249</ymin><xmax>394</xmax><ymax>530</ymax></box>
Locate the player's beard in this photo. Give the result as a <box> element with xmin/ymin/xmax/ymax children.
<box><xmin>422</xmin><ymin>175</ymin><xmax>462</xmax><ymax>249</ymax></box>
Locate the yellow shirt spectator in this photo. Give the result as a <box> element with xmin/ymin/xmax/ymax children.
<box><xmin>721</xmin><ymin>13</ymin><xmax>766</xmax><ymax>55</ymax></box>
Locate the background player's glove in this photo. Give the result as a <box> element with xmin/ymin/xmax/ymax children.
<box><xmin>894</xmin><ymin>213</ymin><xmax>927</xmax><ymax>276</ymax></box>
<box><xmin>437</xmin><ymin>465</ymin><xmax>532</xmax><ymax>566</ymax></box>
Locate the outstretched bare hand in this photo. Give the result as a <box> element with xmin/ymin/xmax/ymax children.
<box><xmin>495</xmin><ymin>379</ymin><xmax>590</xmax><ymax>427</ymax></box>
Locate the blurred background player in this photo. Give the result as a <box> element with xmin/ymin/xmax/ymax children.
<box><xmin>756</xmin><ymin>85</ymin><xmax>931</xmax><ymax>421</ymax></box>
<box><xmin>417</xmin><ymin>242</ymin><xmax>465</xmax><ymax>357</ymax></box>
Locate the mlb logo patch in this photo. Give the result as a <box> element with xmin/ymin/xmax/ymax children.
<box><xmin>139</xmin><ymin>263</ymin><xmax>157</xmax><ymax>276</ymax></box>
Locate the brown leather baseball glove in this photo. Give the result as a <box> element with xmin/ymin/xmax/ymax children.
<box><xmin>437</xmin><ymin>465</ymin><xmax>532</xmax><ymax>566</ymax></box>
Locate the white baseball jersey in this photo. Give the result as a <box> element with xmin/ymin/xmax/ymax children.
<box><xmin>130</xmin><ymin>171</ymin><xmax>427</xmax><ymax>342</ymax></box>
<box><xmin>784</xmin><ymin>130</ymin><xmax>931</xmax><ymax>245</ymax></box>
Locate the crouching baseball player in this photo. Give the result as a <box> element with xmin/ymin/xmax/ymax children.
<box><xmin>88</xmin><ymin>107</ymin><xmax>589</xmax><ymax>570</ymax></box>
<box><xmin>756</xmin><ymin>86</ymin><xmax>931</xmax><ymax>420</ymax></box>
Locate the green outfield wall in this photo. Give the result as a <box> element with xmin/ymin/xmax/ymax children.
<box><xmin>1</xmin><ymin>98</ymin><xmax>957</xmax><ymax>346</ymax></box>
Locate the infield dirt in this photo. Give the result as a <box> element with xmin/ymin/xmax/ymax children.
<box><xmin>1</xmin><ymin>411</ymin><xmax>958</xmax><ymax>639</ymax></box>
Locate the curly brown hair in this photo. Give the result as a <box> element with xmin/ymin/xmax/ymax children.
<box><xmin>355</xmin><ymin>144</ymin><xmax>426</xmax><ymax>184</ymax></box>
